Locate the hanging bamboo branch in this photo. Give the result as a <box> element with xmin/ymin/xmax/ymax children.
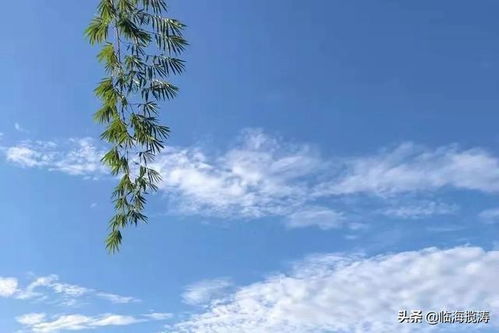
<box><xmin>85</xmin><ymin>0</ymin><xmax>187</xmax><ymax>253</ymax></box>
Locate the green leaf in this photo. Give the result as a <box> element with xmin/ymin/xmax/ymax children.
<box><xmin>85</xmin><ymin>16</ymin><xmax>110</xmax><ymax>44</ymax></box>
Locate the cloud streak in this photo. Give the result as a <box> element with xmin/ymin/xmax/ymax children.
<box><xmin>318</xmin><ymin>142</ymin><xmax>499</xmax><ymax>195</ymax></box>
<box><xmin>182</xmin><ymin>278</ymin><xmax>233</xmax><ymax>306</ymax></box>
<box><xmin>5</xmin><ymin>138</ymin><xmax>106</xmax><ymax>177</ymax></box>
<box><xmin>4</xmin><ymin>130</ymin><xmax>499</xmax><ymax>226</ymax></box>
<box><xmin>0</xmin><ymin>274</ymin><xmax>138</xmax><ymax>306</ymax></box>
<box><xmin>16</xmin><ymin>312</ymin><xmax>171</xmax><ymax>333</ymax></box>
<box><xmin>380</xmin><ymin>201</ymin><xmax>458</xmax><ymax>220</ymax></box>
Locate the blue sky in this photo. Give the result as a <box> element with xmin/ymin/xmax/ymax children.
<box><xmin>1</xmin><ymin>0</ymin><xmax>499</xmax><ymax>332</ymax></box>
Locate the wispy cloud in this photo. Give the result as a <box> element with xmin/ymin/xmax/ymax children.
<box><xmin>182</xmin><ymin>278</ymin><xmax>233</xmax><ymax>306</ymax></box>
<box><xmin>153</xmin><ymin>129</ymin><xmax>324</xmax><ymax>219</ymax></box>
<box><xmin>17</xmin><ymin>313</ymin><xmax>47</xmax><ymax>326</ymax></box>
<box><xmin>171</xmin><ymin>246</ymin><xmax>499</xmax><ymax>333</ymax></box>
<box><xmin>16</xmin><ymin>312</ymin><xmax>171</xmax><ymax>333</ymax></box>
<box><xmin>285</xmin><ymin>206</ymin><xmax>344</xmax><ymax>229</ymax></box>
<box><xmin>4</xmin><ymin>130</ymin><xmax>499</xmax><ymax>228</ymax></box>
<box><xmin>95</xmin><ymin>292</ymin><xmax>139</xmax><ymax>304</ymax></box>
<box><xmin>7</xmin><ymin>276</ymin><xmax>170</xmax><ymax>332</ymax></box>
<box><xmin>5</xmin><ymin>275</ymin><xmax>172</xmax><ymax>332</ymax></box>
<box><xmin>3</xmin><ymin>129</ymin><xmax>333</xmax><ymax>228</ymax></box>
<box><xmin>380</xmin><ymin>201</ymin><xmax>458</xmax><ymax>219</ymax></box>
<box><xmin>144</xmin><ymin>312</ymin><xmax>173</xmax><ymax>320</ymax></box>
<box><xmin>153</xmin><ymin>136</ymin><xmax>499</xmax><ymax>225</ymax></box>
<box><xmin>318</xmin><ymin>142</ymin><xmax>499</xmax><ymax>196</ymax></box>
<box><xmin>14</xmin><ymin>122</ymin><xmax>28</xmax><ymax>133</ymax></box>
<box><xmin>5</xmin><ymin>138</ymin><xmax>106</xmax><ymax>177</ymax></box>
<box><xmin>1</xmin><ymin>274</ymin><xmax>138</xmax><ymax>306</ymax></box>
<box><xmin>479</xmin><ymin>208</ymin><xmax>499</xmax><ymax>224</ymax></box>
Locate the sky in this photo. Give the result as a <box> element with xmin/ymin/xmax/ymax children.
<box><xmin>1</xmin><ymin>0</ymin><xmax>499</xmax><ymax>332</ymax></box>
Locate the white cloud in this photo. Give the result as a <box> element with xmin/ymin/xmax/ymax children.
<box><xmin>182</xmin><ymin>278</ymin><xmax>233</xmax><ymax>306</ymax></box>
<box><xmin>155</xmin><ymin>137</ymin><xmax>499</xmax><ymax>224</ymax></box>
<box><xmin>5</xmin><ymin>138</ymin><xmax>106</xmax><ymax>176</ymax></box>
<box><xmin>17</xmin><ymin>313</ymin><xmax>141</xmax><ymax>333</ymax></box>
<box><xmin>380</xmin><ymin>201</ymin><xmax>458</xmax><ymax>219</ymax></box>
<box><xmin>2</xmin><ymin>130</ymin><xmax>325</xmax><ymax>223</ymax></box>
<box><xmin>153</xmin><ymin>129</ymin><xmax>323</xmax><ymax>219</ymax></box>
<box><xmin>91</xmin><ymin>314</ymin><xmax>141</xmax><ymax>327</ymax></box>
<box><xmin>6</xmin><ymin>146</ymin><xmax>45</xmax><ymax>167</ymax></box>
<box><xmin>12</xmin><ymin>274</ymin><xmax>138</xmax><ymax>305</ymax></box>
<box><xmin>17</xmin><ymin>312</ymin><xmax>172</xmax><ymax>332</ymax></box>
<box><xmin>144</xmin><ymin>312</ymin><xmax>173</xmax><ymax>320</ymax></box>
<box><xmin>16</xmin><ymin>275</ymin><xmax>90</xmax><ymax>301</ymax></box>
<box><xmin>95</xmin><ymin>292</ymin><xmax>140</xmax><ymax>304</ymax></box>
<box><xmin>16</xmin><ymin>313</ymin><xmax>47</xmax><ymax>326</ymax></box>
<box><xmin>10</xmin><ymin>277</ymin><xmax>167</xmax><ymax>332</ymax></box>
<box><xmin>5</xmin><ymin>130</ymin><xmax>499</xmax><ymax>228</ymax></box>
<box><xmin>172</xmin><ymin>246</ymin><xmax>499</xmax><ymax>333</ymax></box>
<box><xmin>0</xmin><ymin>277</ymin><xmax>18</xmax><ymax>297</ymax></box>
<box><xmin>319</xmin><ymin>143</ymin><xmax>499</xmax><ymax>196</ymax></box>
<box><xmin>52</xmin><ymin>282</ymin><xmax>89</xmax><ymax>297</ymax></box>
<box><xmin>285</xmin><ymin>207</ymin><xmax>344</xmax><ymax>229</ymax></box>
<box><xmin>479</xmin><ymin>208</ymin><xmax>499</xmax><ymax>224</ymax></box>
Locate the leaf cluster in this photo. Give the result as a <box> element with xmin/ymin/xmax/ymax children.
<box><xmin>86</xmin><ymin>0</ymin><xmax>186</xmax><ymax>252</ymax></box>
